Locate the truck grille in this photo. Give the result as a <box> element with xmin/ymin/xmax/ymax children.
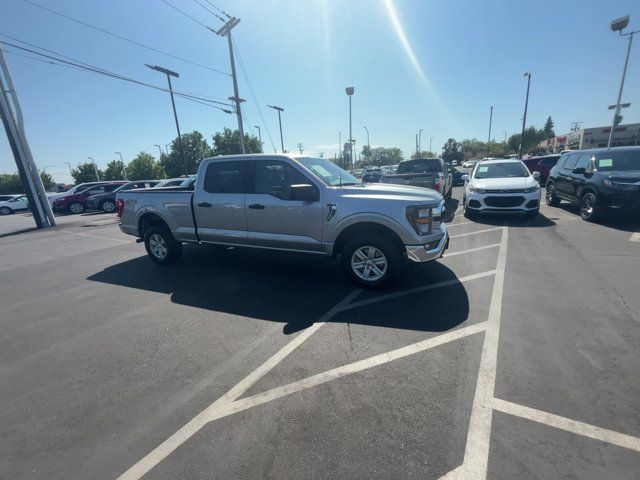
<box><xmin>484</xmin><ymin>196</ymin><xmax>525</xmax><ymax>207</ymax></box>
<box><xmin>484</xmin><ymin>189</ymin><xmax>525</xmax><ymax>193</ymax></box>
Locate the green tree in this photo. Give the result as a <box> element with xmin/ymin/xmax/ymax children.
<box><xmin>441</xmin><ymin>138</ymin><xmax>464</xmax><ymax>163</ymax></box>
<box><xmin>460</xmin><ymin>139</ymin><xmax>486</xmax><ymax>158</ymax></box>
<box><xmin>0</xmin><ymin>173</ymin><xmax>23</xmax><ymax>195</ymax></box>
<box><xmin>410</xmin><ymin>150</ymin><xmax>435</xmax><ymax>159</ymax></box>
<box><xmin>161</xmin><ymin>131</ymin><xmax>214</xmax><ymax>178</ymax></box>
<box><xmin>543</xmin><ymin>116</ymin><xmax>555</xmax><ymax>139</ymax></box>
<box><xmin>126</xmin><ymin>152</ymin><xmax>164</xmax><ymax>180</ymax></box>
<box><xmin>71</xmin><ymin>162</ymin><xmax>102</xmax><ymax>184</ymax></box>
<box><xmin>507</xmin><ymin>126</ymin><xmax>545</xmax><ymax>154</ymax></box>
<box><xmin>212</xmin><ymin>128</ymin><xmax>262</xmax><ymax>156</ymax></box>
<box><xmin>368</xmin><ymin>147</ymin><xmax>403</xmax><ymax>166</ymax></box>
<box><xmin>40</xmin><ymin>171</ymin><xmax>55</xmax><ymax>191</ymax></box>
<box><xmin>103</xmin><ymin>160</ymin><xmax>127</xmax><ymax>180</ymax></box>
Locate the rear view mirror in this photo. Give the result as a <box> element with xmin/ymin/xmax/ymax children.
<box><xmin>461</xmin><ymin>174</ymin><xmax>469</xmax><ymax>182</ymax></box>
<box><xmin>291</xmin><ymin>184</ymin><xmax>319</xmax><ymax>202</ymax></box>
<box><xmin>572</xmin><ymin>167</ymin><xmax>586</xmax><ymax>175</ymax></box>
<box><xmin>532</xmin><ymin>171</ymin><xmax>541</xmax><ymax>181</ymax></box>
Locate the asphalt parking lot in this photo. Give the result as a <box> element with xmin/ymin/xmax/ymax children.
<box><xmin>1</xmin><ymin>187</ymin><xmax>639</xmax><ymax>480</ymax></box>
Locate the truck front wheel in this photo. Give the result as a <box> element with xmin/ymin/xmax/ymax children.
<box><xmin>144</xmin><ymin>226</ymin><xmax>182</xmax><ymax>265</ymax></box>
<box><xmin>341</xmin><ymin>235</ymin><xmax>401</xmax><ymax>289</ymax></box>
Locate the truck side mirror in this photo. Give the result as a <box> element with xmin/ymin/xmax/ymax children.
<box><xmin>291</xmin><ymin>184</ymin><xmax>319</xmax><ymax>202</ymax></box>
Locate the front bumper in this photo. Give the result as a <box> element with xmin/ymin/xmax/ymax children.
<box><xmin>466</xmin><ymin>190</ymin><xmax>540</xmax><ymax>214</ymax></box>
<box><xmin>405</xmin><ymin>223</ymin><xmax>449</xmax><ymax>262</ymax></box>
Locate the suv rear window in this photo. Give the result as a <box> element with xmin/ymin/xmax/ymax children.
<box><xmin>204</xmin><ymin>161</ymin><xmax>248</xmax><ymax>193</ymax></box>
<box><xmin>594</xmin><ymin>150</ymin><xmax>640</xmax><ymax>171</ymax></box>
<box><xmin>397</xmin><ymin>159</ymin><xmax>442</xmax><ymax>174</ymax></box>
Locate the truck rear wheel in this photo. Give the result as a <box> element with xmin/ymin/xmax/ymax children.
<box><xmin>341</xmin><ymin>234</ymin><xmax>401</xmax><ymax>289</ymax></box>
<box><xmin>144</xmin><ymin>226</ymin><xmax>182</xmax><ymax>265</ymax></box>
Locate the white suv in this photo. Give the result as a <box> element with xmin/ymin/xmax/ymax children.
<box><xmin>462</xmin><ymin>159</ymin><xmax>541</xmax><ymax>219</ymax></box>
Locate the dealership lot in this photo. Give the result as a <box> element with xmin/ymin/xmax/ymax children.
<box><xmin>1</xmin><ymin>187</ymin><xmax>639</xmax><ymax>479</ymax></box>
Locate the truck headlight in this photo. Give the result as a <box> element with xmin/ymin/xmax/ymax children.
<box><xmin>406</xmin><ymin>206</ymin><xmax>432</xmax><ymax>235</ymax></box>
<box><xmin>524</xmin><ymin>185</ymin><xmax>540</xmax><ymax>193</ymax></box>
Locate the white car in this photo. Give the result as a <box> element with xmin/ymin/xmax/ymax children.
<box><xmin>461</xmin><ymin>159</ymin><xmax>541</xmax><ymax>219</ymax></box>
<box><xmin>0</xmin><ymin>195</ymin><xmax>29</xmax><ymax>215</ymax></box>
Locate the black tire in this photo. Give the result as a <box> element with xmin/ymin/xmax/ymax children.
<box><xmin>545</xmin><ymin>183</ymin><xmax>560</xmax><ymax>207</ymax></box>
<box><xmin>340</xmin><ymin>234</ymin><xmax>402</xmax><ymax>289</ymax></box>
<box><xmin>580</xmin><ymin>191</ymin><xmax>599</xmax><ymax>222</ymax></box>
<box><xmin>100</xmin><ymin>199</ymin><xmax>116</xmax><ymax>213</ymax></box>
<box><xmin>0</xmin><ymin>206</ymin><xmax>12</xmax><ymax>215</ymax></box>
<box><xmin>463</xmin><ymin>197</ymin><xmax>475</xmax><ymax>219</ymax></box>
<box><xmin>144</xmin><ymin>225</ymin><xmax>182</xmax><ymax>265</ymax></box>
<box><xmin>69</xmin><ymin>202</ymin><xmax>85</xmax><ymax>214</ymax></box>
<box><xmin>444</xmin><ymin>186</ymin><xmax>452</xmax><ymax>200</ymax></box>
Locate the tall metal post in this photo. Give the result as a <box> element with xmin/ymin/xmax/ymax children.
<box><xmin>254</xmin><ymin>125</ymin><xmax>262</xmax><ymax>147</ymax></box>
<box><xmin>115</xmin><ymin>151</ymin><xmax>127</xmax><ymax>180</ymax></box>
<box><xmin>519</xmin><ymin>73</ymin><xmax>531</xmax><ymax>159</ymax></box>
<box><xmin>346</xmin><ymin>87</ymin><xmax>354</xmax><ymax>167</ymax></box>
<box><xmin>88</xmin><ymin>157</ymin><xmax>100</xmax><ymax>181</ymax></box>
<box><xmin>608</xmin><ymin>32</ymin><xmax>634</xmax><ymax>148</ymax></box>
<box><xmin>488</xmin><ymin>106</ymin><xmax>493</xmax><ymax>145</ymax></box>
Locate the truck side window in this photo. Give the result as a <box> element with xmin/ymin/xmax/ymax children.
<box><xmin>204</xmin><ymin>161</ymin><xmax>247</xmax><ymax>193</ymax></box>
<box><xmin>254</xmin><ymin>161</ymin><xmax>309</xmax><ymax>200</ymax></box>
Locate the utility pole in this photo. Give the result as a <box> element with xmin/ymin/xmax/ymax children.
<box><xmin>145</xmin><ymin>64</ymin><xmax>187</xmax><ymax>175</ymax></box>
<box><xmin>488</xmin><ymin>106</ymin><xmax>493</xmax><ymax>145</ymax></box>
<box><xmin>338</xmin><ymin>131</ymin><xmax>342</xmax><ymax>167</ymax></box>
<box><xmin>415</xmin><ymin>133</ymin><xmax>419</xmax><ymax>156</ymax></box>
<box><xmin>418</xmin><ymin>129</ymin><xmax>424</xmax><ymax>155</ymax></box>
<box><xmin>0</xmin><ymin>45</ymin><xmax>55</xmax><ymax>228</ymax></box>
<box><xmin>254</xmin><ymin>125</ymin><xmax>262</xmax><ymax>148</ymax></box>
<box><xmin>608</xmin><ymin>15</ymin><xmax>637</xmax><ymax>148</ymax></box>
<box><xmin>297</xmin><ymin>143</ymin><xmax>304</xmax><ymax>154</ymax></box>
<box><xmin>267</xmin><ymin>105</ymin><xmax>285</xmax><ymax>152</ymax></box>
<box><xmin>346</xmin><ymin>87</ymin><xmax>354</xmax><ymax>167</ymax></box>
<box><xmin>429</xmin><ymin>137</ymin><xmax>433</xmax><ymax>155</ymax></box>
<box><xmin>115</xmin><ymin>151</ymin><xmax>127</xmax><ymax>180</ymax></box>
<box><xmin>570</xmin><ymin>121</ymin><xmax>583</xmax><ymax>132</ymax></box>
<box><xmin>519</xmin><ymin>72</ymin><xmax>532</xmax><ymax>159</ymax></box>
<box><xmin>213</xmin><ymin>17</ymin><xmax>245</xmax><ymax>154</ymax></box>
<box><xmin>88</xmin><ymin>157</ymin><xmax>100</xmax><ymax>180</ymax></box>
<box><xmin>363</xmin><ymin>126</ymin><xmax>370</xmax><ymax>149</ymax></box>
<box><xmin>65</xmin><ymin>161</ymin><xmax>73</xmax><ymax>176</ymax></box>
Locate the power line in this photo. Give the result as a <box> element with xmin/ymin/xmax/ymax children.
<box><xmin>231</xmin><ymin>36</ymin><xmax>276</xmax><ymax>152</ymax></box>
<box><xmin>20</xmin><ymin>0</ymin><xmax>229</xmax><ymax>76</ymax></box>
<box><xmin>0</xmin><ymin>34</ymin><xmax>230</xmax><ymax>104</ymax></box>
<box><xmin>192</xmin><ymin>0</ymin><xmax>226</xmax><ymax>23</ymax></box>
<box><xmin>202</xmin><ymin>0</ymin><xmax>232</xmax><ymax>20</ymax></box>
<box><xmin>159</xmin><ymin>0</ymin><xmax>212</xmax><ymax>31</ymax></box>
<box><xmin>0</xmin><ymin>40</ymin><xmax>233</xmax><ymax>113</ymax></box>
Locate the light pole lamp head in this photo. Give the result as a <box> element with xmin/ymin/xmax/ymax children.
<box><xmin>145</xmin><ymin>64</ymin><xmax>179</xmax><ymax>78</ymax></box>
<box><xmin>345</xmin><ymin>87</ymin><xmax>354</xmax><ymax>96</ymax></box>
<box><xmin>523</xmin><ymin>72</ymin><xmax>531</xmax><ymax>78</ymax></box>
<box><xmin>611</xmin><ymin>15</ymin><xmax>630</xmax><ymax>32</ymax></box>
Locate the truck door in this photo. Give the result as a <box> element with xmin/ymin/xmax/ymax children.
<box><xmin>193</xmin><ymin>160</ymin><xmax>249</xmax><ymax>245</ymax></box>
<box><xmin>245</xmin><ymin>159</ymin><xmax>323</xmax><ymax>252</ymax></box>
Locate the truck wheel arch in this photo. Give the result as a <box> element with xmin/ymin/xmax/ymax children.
<box><xmin>332</xmin><ymin>222</ymin><xmax>404</xmax><ymax>257</ymax></box>
<box><xmin>138</xmin><ymin>212</ymin><xmax>170</xmax><ymax>238</ymax></box>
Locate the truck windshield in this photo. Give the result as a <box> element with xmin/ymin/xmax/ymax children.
<box><xmin>594</xmin><ymin>151</ymin><xmax>640</xmax><ymax>171</ymax></box>
<box><xmin>297</xmin><ymin>158</ymin><xmax>361</xmax><ymax>186</ymax></box>
<box><xmin>474</xmin><ymin>162</ymin><xmax>528</xmax><ymax>179</ymax></box>
<box><xmin>397</xmin><ymin>159</ymin><xmax>441</xmax><ymax>174</ymax></box>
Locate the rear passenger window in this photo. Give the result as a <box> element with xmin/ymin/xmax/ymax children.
<box><xmin>204</xmin><ymin>161</ymin><xmax>247</xmax><ymax>193</ymax></box>
<box><xmin>562</xmin><ymin>154</ymin><xmax>578</xmax><ymax>170</ymax></box>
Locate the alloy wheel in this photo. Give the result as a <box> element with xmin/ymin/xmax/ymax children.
<box><xmin>351</xmin><ymin>246</ymin><xmax>387</xmax><ymax>282</ymax></box>
<box><xmin>149</xmin><ymin>233</ymin><xmax>168</xmax><ymax>260</ymax></box>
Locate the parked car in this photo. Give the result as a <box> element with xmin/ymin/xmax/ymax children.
<box><xmin>0</xmin><ymin>195</ymin><xmax>29</xmax><ymax>215</ymax></box>
<box><xmin>362</xmin><ymin>168</ymin><xmax>384</xmax><ymax>183</ymax></box>
<box><xmin>87</xmin><ymin>180</ymin><xmax>159</xmax><ymax>213</ymax></box>
<box><xmin>462</xmin><ymin>159</ymin><xmax>541</xmax><ymax>219</ymax></box>
<box><xmin>117</xmin><ymin>154</ymin><xmax>449</xmax><ymax>288</ymax></box>
<box><xmin>53</xmin><ymin>181</ymin><xmax>127</xmax><ymax>214</ymax></box>
<box><xmin>47</xmin><ymin>181</ymin><xmax>108</xmax><ymax>205</ymax></box>
<box><xmin>522</xmin><ymin>155</ymin><xmax>560</xmax><ymax>185</ymax></box>
<box><xmin>379</xmin><ymin>158</ymin><xmax>453</xmax><ymax>199</ymax></box>
<box><xmin>545</xmin><ymin>147</ymin><xmax>640</xmax><ymax>221</ymax></box>
<box><xmin>0</xmin><ymin>194</ymin><xmax>21</xmax><ymax>202</ymax></box>
<box><xmin>463</xmin><ymin>159</ymin><xmax>479</xmax><ymax>169</ymax></box>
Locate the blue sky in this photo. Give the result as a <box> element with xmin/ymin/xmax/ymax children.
<box><xmin>1</xmin><ymin>0</ymin><xmax>639</xmax><ymax>183</ymax></box>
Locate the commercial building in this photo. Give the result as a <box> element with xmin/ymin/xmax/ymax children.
<box><xmin>540</xmin><ymin>122</ymin><xmax>640</xmax><ymax>152</ymax></box>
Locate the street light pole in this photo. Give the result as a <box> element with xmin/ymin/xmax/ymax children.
<box><xmin>608</xmin><ymin>15</ymin><xmax>637</xmax><ymax>148</ymax></box>
<box><xmin>154</xmin><ymin>144</ymin><xmax>163</xmax><ymax>159</ymax></box>
<box><xmin>145</xmin><ymin>64</ymin><xmax>187</xmax><ymax>175</ymax></box>
<box><xmin>519</xmin><ymin>73</ymin><xmax>532</xmax><ymax>159</ymax></box>
<box><xmin>254</xmin><ymin>125</ymin><xmax>262</xmax><ymax>148</ymax></box>
<box><xmin>488</xmin><ymin>106</ymin><xmax>493</xmax><ymax>146</ymax></box>
<box><xmin>115</xmin><ymin>151</ymin><xmax>127</xmax><ymax>180</ymax></box>
<box><xmin>418</xmin><ymin>129</ymin><xmax>424</xmax><ymax>155</ymax></box>
<box><xmin>88</xmin><ymin>156</ymin><xmax>100</xmax><ymax>181</ymax></box>
<box><xmin>430</xmin><ymin>137</ymin><xmax>433</xmax><ymax>155</ymax></box>
<box><xmin>346</xmin><ymin>87</ymin><xmax>354</xmax><ymax>167</ymax></box>
<box><xmin>267</xmin><ymin>105</ymin><xmax>285</xmax><ymax>152</ymax></box>
<box><xmin>363</xmin><ymin>126</ymin><xmax>370</xmax><ymax>149</ymax></box>
<box><xmin>65</xmin><ymin>161</ymin><xmax>73</xmax><ymax>176</ymax></box>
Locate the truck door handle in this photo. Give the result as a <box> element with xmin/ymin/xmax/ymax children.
<box><xmin>248</xmin><ymin>203</ymin><xmax>265</xmax><ymax>210</ymax></box>
<box><xmin>198</xmin><ymin>202</ymin><xmax>212</xmax><ymax>207</ymax></box>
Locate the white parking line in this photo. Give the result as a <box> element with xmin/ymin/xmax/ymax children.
<box><xmin>458</xmin><ymin>226</ymin><xmax>508</xmax><ymax>479</ymax></box>
<box><xmin>116</xmin><ymin>289</ymin><xmax>360</xmax><ymax>480</ymax></box>
<box><xmin>629</xmin><ymin>232</ymin><xmax>640</xmax><ymax>242</ymax></box>
<box><xmin>443</xmin><ymin>243</ymin><xmax>501</xmax><ymax>258</ymax></box>
<box><xmin>446</xmin><ymin>220</ymin><xmax>473</xmax><ymax>228</ymax></box>
<box><xmin>450</xmin><ymin>227</ymin><xmax>502</xmax><ymax>239</ymax></box>
<box><xmin>60</xmin><ymin>230</ymin><xmax>131</xmax><ymax>243</ymax></box>
<box><xmin>493</xmin><ymin>397</ymin><xmax>640</xmax><ymax>453</ymax></box>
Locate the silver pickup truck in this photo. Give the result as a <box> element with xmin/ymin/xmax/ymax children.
<box><xmin>116</xmin><ymin>154</ymin><xmax>448</xmax><ymax>288</ymax></box>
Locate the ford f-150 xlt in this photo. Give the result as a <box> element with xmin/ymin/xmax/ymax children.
<box><xmin>117</xmin><ymin>154</ymin><xmax>448</xmax><ymax>287</ymax></box>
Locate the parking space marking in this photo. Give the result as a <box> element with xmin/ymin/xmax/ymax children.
<box><xmin>458</xmin><ymin>226</ymin><xmax>508</xmax><ymax>479</ymax></box>
<box><xmin>443</xmin><ymin>243</ymin><xmax>501</xmax><ymax>258</ymax></box>
<box><xmin>337</xmin><ymin>270</ymin><xmax>496</xmax><ymax>312</ymax></box>
<box><xmin>446</xmin><ymin>220</ymin><xmax>473</xmax><ymax>228</ymax></box>
<box><xmin>60</xmin><ymin>230</ymin><xmax>132</xmax><ymax>243</ymax></box>
<box><xmin>117</xmin><ymin>289</ymin><xmax>360</xmax><ymax>480</ymax></box>
<box><xmin>450</xmin><ymin>227</ymin><xmax>503</xmax><ymax>239</ymax></box>
<box><xmin>493</xmin><ymin>398</ymin><xmax>640</xmax><ymax>453</ymax></box>
<box><xmin>629</xmin><ymin>231</ymin><xmax>640</xmax><ymax>242</ymax></box>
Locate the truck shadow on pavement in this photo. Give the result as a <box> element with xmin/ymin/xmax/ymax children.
<box><xmin>88</xmin><ymin>246</ymin><xmax>470</xmax><ymax>335</ymax></box>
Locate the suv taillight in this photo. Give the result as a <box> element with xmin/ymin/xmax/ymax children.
<box><xmin>116</xmin><ymin>199</ymin><xmax>124</xmax><ymax>218</ymax></box>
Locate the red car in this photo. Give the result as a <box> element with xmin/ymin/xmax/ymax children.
<box><xmin>522</xmin><ymin>155</ymin><xmax>560</xmax><ymax>185</ymax></box>
<box><xmin>52</xmin><ymin>181</ymin><xmax>127</xmax><ymax>214</ymax></box>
